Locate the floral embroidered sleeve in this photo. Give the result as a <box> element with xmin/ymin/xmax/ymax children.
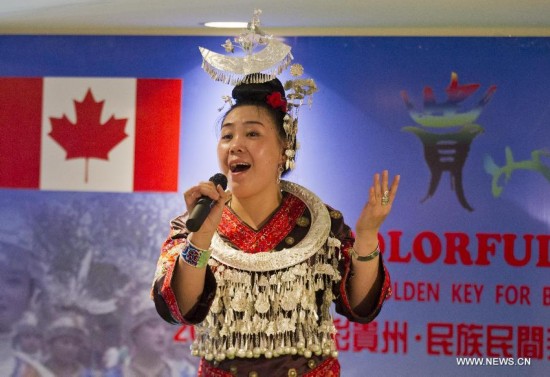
<box><xmin>329</xmin><ymin>207</ymin><xmax>392</xmax><ymax>323</ymax></box>
<box><xmin>151</xmin><ymin>215</ymin><xmax>217</xmax><ymax>325</ymax></box>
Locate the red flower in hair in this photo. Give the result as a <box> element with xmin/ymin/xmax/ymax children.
<box><xmin>265</xmin><ymin>92</ymin><xmax>287</xmax><ymax>112</ymax></box>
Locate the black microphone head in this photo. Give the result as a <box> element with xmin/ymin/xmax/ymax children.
<box><xmin>209</xmin><ymin>173</ymin><xmax>228</xmax><ymax>190</ymax></box>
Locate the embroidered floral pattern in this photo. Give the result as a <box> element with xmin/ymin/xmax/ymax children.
<box><xmin>217</xmin><ymin>193</ymin><xmax>306</xmax><ymax>253</ymax></box>
<box><xmin>304</xmin><ymin>357</ymin><xmax>341</xmax><ymax>377</ymax></box>
<box><xmin>153</xmin><ymin>237</ymin><xmax>187</xmax><ymax>323</ymax></box>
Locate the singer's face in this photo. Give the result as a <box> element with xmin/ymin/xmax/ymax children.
<box><xmin>218</xmin><ymin>105</ymin><xmax>285</xmax><ymax>198</ymax></box>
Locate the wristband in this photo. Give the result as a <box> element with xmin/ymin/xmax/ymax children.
<box><xmin>349</xmin><ymin>243</ymin><xmax>380</xmax><ymax>262</ymax></box>
<box><xmin>181</xmin><ymin>241</ymin><xmax>212</xmax><ymax>268</ymax></box>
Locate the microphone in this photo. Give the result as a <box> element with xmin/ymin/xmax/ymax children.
<box><xmin>186</xmin><ymin>173</ymin><xmax>228</xmax><ymax>232</ymax></box>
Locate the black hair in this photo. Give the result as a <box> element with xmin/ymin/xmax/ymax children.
<box><xmin>222</xmin><ymin>76</ymin><xmax>295</xmax><ymax>176</ymax></box>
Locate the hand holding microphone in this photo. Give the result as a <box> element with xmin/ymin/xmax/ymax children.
<box><xmin>185</xmin><ymin>173</ymin><xmax>229</xmax><ymax>233</ymax></box>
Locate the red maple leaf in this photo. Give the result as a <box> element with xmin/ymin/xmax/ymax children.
<box><xmin>49</xmin><ymin>89</ymin><xmax>128</xmax><ymax>183</ymax></box>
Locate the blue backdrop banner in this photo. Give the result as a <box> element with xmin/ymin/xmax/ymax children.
<box><xmin>0</xmin><ymin>35</ymin><xmax>548</xmax><ymax>377</ymax></box>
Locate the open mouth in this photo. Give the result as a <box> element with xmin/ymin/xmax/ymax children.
<box><xmin>230</xmin><ymin>162</ymin><xmax>251</xmax><ymax>173</ymax></box>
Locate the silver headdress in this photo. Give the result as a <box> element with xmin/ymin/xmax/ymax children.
<box><xmin>199</xmin><ymin>9</ymin><xmax>317</xmax><ymax>171</ymax></box>
<box><xmin>199</xmin><ymin>9</ymin><xmax>292</xmax><ymax>86</ymax></box>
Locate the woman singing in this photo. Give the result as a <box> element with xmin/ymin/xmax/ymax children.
<box><xmin>152</xmin><ymin>11</ymin><xmax>399</xmax><ymax>377</ymax></box>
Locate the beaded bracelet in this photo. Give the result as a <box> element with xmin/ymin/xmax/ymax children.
<box><xmin>180</xmin><ymin>241</ymin><xmax>212</xmax><ymax>268</ymax></box>
<box><xmin>349</xmin><ymin>243</ymin><xmax>380</xmax><ymax>262</ymax></box>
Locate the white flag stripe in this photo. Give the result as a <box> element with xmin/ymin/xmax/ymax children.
<box><xmin>40</xmin><ymin>78</ymin><xmax>137</xmax><ymax>192</ymax></box>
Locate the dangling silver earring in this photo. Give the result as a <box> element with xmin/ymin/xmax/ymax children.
<box><xmin>277</xmin><ymin>165</ymin><xmax>284</xmax><ymax>184</ymax></box>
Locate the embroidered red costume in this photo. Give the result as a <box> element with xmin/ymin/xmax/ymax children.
<box><xmin>152</xmin><ymin>182</ymin><xmax>391</xmax><ymax>377</ymax></box>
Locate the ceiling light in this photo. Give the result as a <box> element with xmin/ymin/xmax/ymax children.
<box><xmin>204</xmin><ymin>22</ymin><xmax>248</xmax><ymax>29</ymax></box>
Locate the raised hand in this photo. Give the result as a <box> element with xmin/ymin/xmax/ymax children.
<box><xmin>355</xmin><ymin>170</ymin><xmax>400</xmax><ymax>244</ymax></box>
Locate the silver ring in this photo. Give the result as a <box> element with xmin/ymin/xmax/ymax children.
<box><xmin>381</xmin><ymin>190</ymin><xmax>390</xmax><ymax>205</ymax></box>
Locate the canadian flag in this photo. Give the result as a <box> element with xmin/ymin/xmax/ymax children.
<box><xmin>0</xmin><ymin>77</ymin><xmax>181</xmax><ymax>192</ymax></box>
